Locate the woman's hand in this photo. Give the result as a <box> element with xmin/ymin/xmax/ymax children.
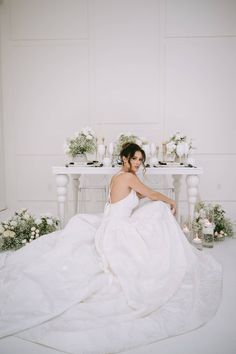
<box><xmin>169</xmin><ymin>200</ymin><xmax>177</xmax><ymax>215</ymax></box>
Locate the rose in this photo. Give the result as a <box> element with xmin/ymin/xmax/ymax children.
<box><xmin>35</xmin><ymin>218</ymin><xmax>41</xmax><ymax>225</ymax></box>
<box><xmin>166</xmin><ymin>141</ymin><xmax>176</xmax><ymax>154</ymax></box>
<box><xmin>3</xmin><ymin>230</ymin><xmax>15</xmax><ymax>238</ymax></box>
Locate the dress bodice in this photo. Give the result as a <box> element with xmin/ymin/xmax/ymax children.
<box><xmin>104</xmin><ymin>189</ymin><xmax>139</xmax><ymax>219</ymax></box>
<box><xmin>104</xmin><ymin>171</ymin><xmax>139</xmax><ymax>219</ymax></box>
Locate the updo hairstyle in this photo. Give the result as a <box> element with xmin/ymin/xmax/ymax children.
<box><xmin>119</xmin><ymin>142</ymin><xmax>146</xmax><ymax>171</ymax></box>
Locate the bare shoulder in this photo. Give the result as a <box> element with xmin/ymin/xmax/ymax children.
<box><xmin>111</xmin><ymin>171</ymin><xmax>137</xmax><ymax>185</ymax></box>
<box><xmin>120</xmin><ymin>172</ymin><xmax>141</xmax><ymax>186</ymax></box>
<box><xmin>119</xmin><ymin>172</ymin><xmax>137</xmax><ymax>181</ymax></box>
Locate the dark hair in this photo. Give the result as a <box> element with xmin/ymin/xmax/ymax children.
<box><xmin>119</xmin><ymin>142</ymin><xmax>146</xmax><ymax>171</ymax></box>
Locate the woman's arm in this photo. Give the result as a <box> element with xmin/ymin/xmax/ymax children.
<box><xmin>127</xmin><ymin>173</ymin><xmax>176</xmax><ymax>214</ymax></box>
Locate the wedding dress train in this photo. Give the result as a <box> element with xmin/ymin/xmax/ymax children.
<box><xmin>0</xmin><ymin>190</ymin><xmax>222</xmax><ymax>354</ymax></box>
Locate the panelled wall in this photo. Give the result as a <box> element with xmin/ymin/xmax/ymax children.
<box><xmin>0</xmin><ymin>0</ymin><xmax>235</xmax><ymax>222</ymax></box>
<box><xmin>0</xmin><ymin>10</ymin><xmax>6</xmax><ymax>212</ymax></box>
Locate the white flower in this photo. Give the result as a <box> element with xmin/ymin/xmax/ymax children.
<box><xmin>47</xmin><ymin>219</ymin><xmax>53</xmax><ymax>225</ymax></box>
<box><xmin>10</xmin><ymin>221</ymin><xmax>17</xmax><ymax>227</ymax></box>
<box><xmin>181</xmin><ymin>141</ymin><xmax>190</xmax><ymax>154</ymax></box>
<box><xmin>199</xmin><ymin>209</ymin><xmax>206</xmax><ymax>218</ymax></box>
<box><xmin>0</xmin><ymin>225</ymin><xmax>5</xmax><ymax>234</ymax></box>
<box><xmin>166</xmin><ymin>132</ymin><xmax>193</xmax><ymax>156</ymax></box>
<box><xmin>203</xmin><ymin>219</ymin><xmax>212</xmax><ymax>227</ymax></box>
<box><xmin>36</xmin><ymin>229</ymin><xmax>40</xmax><ymax>234</ymax></box>
<box><xmin>126</xmin><ymin>132</ymin><xmax>132</xmax><ymax>137</ymax></box>
<box><xmin>19</xmin><ymin>208</ymin><xmax>27</xmax><ymax>213</ymax></box>
<box><xmin>10</xmin><ymin>231</ymin><xmax>15</xmax><ymax>238</ymax></box>
<box><xmin>138</xmin><ymin>136</ymin><xmax>148</xmax><ymax>145</ymax></box>
<box><xmin>175</xmin><ymin>132</ymin><xmax>182</xmax><ymax>140</ymax></box>
<box><xmin>166</xmin><ymin>141</ymin><xmax>176</xmax><ymax>154</ymax></box>
<box><xmin>31</xmin><ymin>226</ymin><xmax>36</xmax><ymax>231</ymax></box>
<box><xmin>3</xmin><ymin>230</ymin><xmax>11</xmax><ymax>238</ymax></box>
<box><xmin>35</xmin><ymin>219</ymin><xmax>41</xmax><ymax>225</ymax></box>
<box><xmin>82</xmin><ymin>126</ymin><xmax>94</xmax><ymax>136</ymax></box>
<box><xmin>3</xmin><ymin>230</ymin><xmax>15</xmax><ymax>238</ymax></box>
<box><xmin>135</xmin><ymin>138</ymin><xmax>142</xmax><ymax>146</ymax></box>
<box><xmin>65</xmin><ymin>127</ymin><xmax>96</xmax><ymax>157</ymax></box>
<box><xmin>31</xmin><ymin>231</ymin><xmax>35</xmax><ymax>236</ymax></box>
<box><xmin>23</xmin><ymin>213</ymin><xmax>30</xmax><ymax>220</ymax></box>
<box><xmin>21</xmin><ymin>239</ymin><xmax>27</xmax><ymax>244</ymax></box>
<box><xmin>63</xmin><ymin>141</ymin><xmax>70</xmax><ymax>154</ymax></box>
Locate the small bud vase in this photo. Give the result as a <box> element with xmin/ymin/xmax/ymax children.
<box><xmin>202</xmin><ymin>225</ymin><xmax>214</xmax><ymax>248</ymax></box>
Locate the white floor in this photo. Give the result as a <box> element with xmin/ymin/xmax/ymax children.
<box><xmin>0</xmin><ymin>227</ymin><xmax>236</xmax><ymax>354</ymax></box>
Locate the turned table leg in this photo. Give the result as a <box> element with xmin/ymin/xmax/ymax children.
<box><xmin>56</xmin><ymin>174</ymin><xmax>69</xmax><ymax>228</ymax></box>
<box><xmin>71</xmin><ymin>174</ymin><xmax>81</xmax><ymax>215</ymax></box>
<box><xmin>186</xmin><ymin>175</ymin><xmax>200</xmax><ymax>221</ymax></box>
<box><xmin>172</xmin><ymin>175</ymin><xmax>182</xmax><ymax>222</ymax></box>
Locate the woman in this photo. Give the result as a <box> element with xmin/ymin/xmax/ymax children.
<box><xmin>108</xmin><ymin>142</ymin><xmax>176</xmax><ymax>211</ymax></box>
<box><xmin>0</xmin><ymin>143</ymin><xmax>222</xmax><ymax>354</ymax></box>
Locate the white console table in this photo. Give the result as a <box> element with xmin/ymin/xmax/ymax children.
<box><xmin>52</xmin><ymin>166</ymin><xmax>203</xmax><ymax>227</ymax></box>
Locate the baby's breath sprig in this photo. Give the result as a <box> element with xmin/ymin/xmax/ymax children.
<box><xmin>0</xmin><ymin>209</ymin><xmax>60</xmax><ymax>251</ymax></box>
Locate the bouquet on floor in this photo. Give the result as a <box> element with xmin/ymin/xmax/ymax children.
<box><xmin>0</xmin><ymin>209</ymin><xmax>60</xmax><ymax>251</ymax></box>
<box><xmin>192</xmin><ymin>202</ymin><xmax>233</xmax><ymax>240</ymax></box>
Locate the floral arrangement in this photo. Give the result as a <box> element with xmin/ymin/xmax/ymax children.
<box><xmin>192</xmin><ymin>202</ymin><xmax>233</xmax><ymax>240</ymax></box>
<box><xmin>166</xmin><ymin>132</ymin><xmax>193</xmax><ymax>157</ymax></box>
<box><xmin>0</xmin><ymin>209</ymin><xmax>60</xmax><ymax>251</ymax></box>
<box><xmin>115</xmin><ymin>132</ymin><xmax>149</xmax><ymax>155</ymax></box>
<box><xmin>64</xmin><ymin>127</ymin><xmax>96</xmax><ymax>158</ymax></box>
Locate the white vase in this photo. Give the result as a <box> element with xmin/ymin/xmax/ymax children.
<box><xmin>73</xmin><ymin>153</ymin><xmax>87</xmax><ymax>166</ymax></box>
<box><xmin>97</xmin><ymin>144</ymin><xmax>105</xmax><ymax>163</ymax></box>
<box><xmin>103</xmin><ymin>157</ymin><xmax>111</xmax><ymax>167</ymax></box>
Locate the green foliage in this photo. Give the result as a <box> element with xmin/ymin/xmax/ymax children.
<box><xmin>0</xmin><ymin>209</ymin><xmax>60</xmax><ymax>251</ymax></box>
<box><xmin>115</xmin><ymin>133</ymin><xmax>138</xmax><ymax>155</ymax></box>
<box><xmin>192</xmin><ymin>202</ymin><xmax>233</xmax><ymax>238</ymax></box>
<box><xmin>64</xmin><ymin>127</ymin><xmax>96</xmax><ymax>157</ymax></box>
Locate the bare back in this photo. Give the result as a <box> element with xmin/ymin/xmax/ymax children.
<box><xmin>109</xmin><ymin>172</ymin><xmax>132</xmax><ymax>204</ymax></box>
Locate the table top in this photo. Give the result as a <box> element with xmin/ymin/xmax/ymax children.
<box><xmin>52</xmin><ymin>166</ymin><xmax>203</xmax><ymax>175</ymax></box>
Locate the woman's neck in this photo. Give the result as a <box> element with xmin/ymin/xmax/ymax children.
<box><xmin>120</xmin><ymin>167</ymin><xmax>136</xmax><ymax>174</ymax></box>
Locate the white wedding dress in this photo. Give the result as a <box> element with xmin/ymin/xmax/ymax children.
<box><xmin>0</xmin><ymin>186</ymin><xmax>222</xmax><ymax>354</ymax></box>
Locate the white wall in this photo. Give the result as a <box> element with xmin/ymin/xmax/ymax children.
<box><xmin>0</xmin><ymin>0</ymin><xmax>235</xmax><ymax>221</ymax></box>
<box><xmin>0</xmin><ymin>4</ymin><xmax>6</xmax><ymax>212</ymax></box>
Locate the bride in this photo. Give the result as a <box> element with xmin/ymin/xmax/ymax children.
<box><xmin>0</xmin><ymin>142</ymin><xmax>222</xmax><ymax>354</ymax></box>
